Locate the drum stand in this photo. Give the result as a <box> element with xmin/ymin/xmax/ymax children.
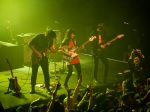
<box><xmin>51</xmin><ymin>61</ymin><xmax>61</xmax><ymax>80</ymax></box>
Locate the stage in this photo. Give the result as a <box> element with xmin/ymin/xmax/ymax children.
<box><xmin>0</xmin><ymin>53</ymin><xmax>128</xmax><ymax>111</ymax></box>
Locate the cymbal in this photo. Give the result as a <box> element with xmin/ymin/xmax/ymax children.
<box><xmin>17</xmin><ymin>33</ymin><xmax>35</xmax><ymax>37</ymax></box>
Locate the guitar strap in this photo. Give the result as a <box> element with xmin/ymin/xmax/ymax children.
<box><xmin>98</xmin><ymin>35</ymin><xmax>102</xmax><ymax>44</ymax></box>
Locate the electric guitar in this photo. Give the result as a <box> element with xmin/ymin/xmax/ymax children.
<box><xmin>6</xmin><ymin>58</ymin><xmax>21</xmax><ymax>94</ymax></box>
<box><xmin>60</xmin><ymin>36</ymin><xmax>96</xmax><ymax>62</ymax></box>
<box><xmin>32</xmin><ymin>49</ymin><xmax>49</xmax><ymax>64</ymax></box>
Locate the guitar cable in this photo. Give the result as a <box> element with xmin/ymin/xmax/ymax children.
<box><xmin>18</xmin><ymin>59</ymin><xmax>32</xmax><ymax>94</ymax></box>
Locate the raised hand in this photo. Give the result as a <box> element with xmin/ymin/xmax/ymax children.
<box><xmin>89</xmin><ymin>36</ymin><xmax>96</xmax><ymax>41</ymax></box>
<box><xmin>117</xmin><ymin>34</ymin><xmax>124</xmax><ymax>39</ymax></box>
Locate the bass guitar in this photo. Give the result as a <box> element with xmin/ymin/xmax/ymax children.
<box><xmin>5</xmin><ymin>58</ymin><xmax>21</xmax><ymax>95</ymax></box>
<box><xmin>100</xmin><ymin>34</ymin><xmax>124</xmax><ymax>49</ymax></box>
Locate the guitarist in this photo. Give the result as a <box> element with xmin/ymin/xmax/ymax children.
<box><xmin>29</xmin><ymin>29</ymin><xmax>57</xmax><ymax>94</ymax></box>
<box><xmin>91</xmin><ymin>23</ymin><xmax>109</xmax><ymax>85</ymax></box>
<box><xmin>61</xmin><ymin>28</ymin><xmax>83</xmax><ymax>89</ymax></box>
<box><xmin>91</xmin><ymin>23</ymin><xmax>124</xmax><ymax>85</ymax></box>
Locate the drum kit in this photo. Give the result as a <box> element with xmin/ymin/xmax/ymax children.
<box><xmin>16</xmin><ymin>33</ymin><xmax>35</xmax><ymax>45</ymax></box>
<box><xmin>15</xmin><ymin>33</ymin><xmax>35</xmax><ymax>65</ymax></box>
<box><xmin>49</xmin><ymin>51</ymin><xmax>67</xmax><ymax>75</ymax></box>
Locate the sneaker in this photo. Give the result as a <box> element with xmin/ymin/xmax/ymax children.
<box><xmin>13</xmin><ymin>91</ymin><xmax>22</xmax><ymax>96</ymax></box>
<box><xmin>30</xmin><ymin>89</ymin><xmax>35</xmax><ymax>94</ymax></box>
<box><xmin>30</xmin><ymin>86</ymin><xmax>35</xmax><ymax>94</ymax></box>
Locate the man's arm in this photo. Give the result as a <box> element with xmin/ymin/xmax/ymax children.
<box><xmin>29</xmin><ymin>44</ymin><xmax>42</xmax><ymax>59</ymax></box>
<box><xmin>49</xmin><ymin>45</ymin><xmax>57</xmax><ymax>53</ymax></box>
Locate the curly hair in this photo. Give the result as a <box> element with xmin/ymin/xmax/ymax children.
<box><xmin>64</xmin><ymin>28</ymin><xmax>75</xmax><ymax>39</ymax></box>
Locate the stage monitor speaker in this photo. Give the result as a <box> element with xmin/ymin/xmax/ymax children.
<box><xmin>106</xmin><ymin>58</ymin><xmax>129</xmax><ymax>84</ymax></box>
<box><xmin>0</xmin><ymin>41</ymin><xmax>24</xmax><ymax>71</ymax></box>
<box><xmin>80</xmin><ymin>53</ymin><xmax>129</xmax><ymax>84</ymax></box>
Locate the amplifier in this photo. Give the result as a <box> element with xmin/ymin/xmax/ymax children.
<box><xmin>0</xmin><ymin>41</ymin><xmax>24</xmax><ymax>71</ymax></box>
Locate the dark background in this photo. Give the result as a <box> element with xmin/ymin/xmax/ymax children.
<box><xmin>0</xmin><ymin>0</ymin><xmax>149</xmax><ymax>61</ymax></box>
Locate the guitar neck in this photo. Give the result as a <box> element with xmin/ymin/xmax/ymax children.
<box><xmin>10</xmin><ymin>69</ymin><xmax>14</xmax><ymax>78</ymax></box>
<box><xmin>106</xmin><ymin>37</ymin><xmax>118</xmax><ymax>44</ymax></box>
<box><xmin>81</xmin><ymin>40</ymin><xmax>90</xmax><ymax>47</ymax></box>
<box><xmin>105</xmin><ymin>34</ymin><xmax>124</xmax><ymax>45</ymax></box>
<box><xmin>76</xmin><ymin>40</ymin><xmax>90</xmax><ymax>51</ymax></box>
<box><xmin>6</xmin><ymin>58</ymin><xmax>14</xmax><ymax>78</ymax></box>
<box><xmin>103</xmin><ymin>36</ymin><xmax>119</xmax><ymax>47</ymax></box>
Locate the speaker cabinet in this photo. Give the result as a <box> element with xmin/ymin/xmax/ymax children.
<box><xmin>0</xmin><ymin>41</ymin><xmax>24</xmax><ymax>71</ymax></box>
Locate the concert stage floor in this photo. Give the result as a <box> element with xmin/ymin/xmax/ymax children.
<box><xmin>0</xmin><ymin>53</ymin><xmax>128</xmax><ymax>111</ymax></box>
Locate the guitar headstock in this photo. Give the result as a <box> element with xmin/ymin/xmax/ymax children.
<box><xmin>89</xmin><ymin>36</ymin><xmax>96</xmax><ymax>41</ymax></box>
<box><xmin>117</xmin><ymin>34</ymin><xmax>124</xmax><ymax>39</ymax></box>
